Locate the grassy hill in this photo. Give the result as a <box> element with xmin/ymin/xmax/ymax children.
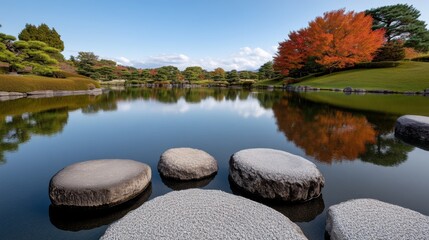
<box><xmin>294</xmin><ymin>62</ymin><xmax>429</xmax><ymax>92</ymax></box>
<box><xmin>0</xmin><ymin>73</ymin><xmax>100</xmax><ymax>92</ymax></box>
<box><xmin>300</xmin><ymin>91</ymin><xmax>429</xmax><ymax>116</ymax></box>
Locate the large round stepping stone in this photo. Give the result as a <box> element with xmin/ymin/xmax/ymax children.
<box><xmin>101</xmin><ymin>189</ymin><xmax>307</xmax><ymax>240</ymax></box>
<box><xmin>395</xmin><ymin>115</ymin><xmax>429</xmax><ymax>147</ymax></box>
<box><xmin>49</xmin><ymin>184</ymin><xmax>152</xmax><ymax>231</ymax></box>
<box><xmin>229</xmin><ymin>148</ymin><xmax>324</xmax><ymax>201</ymax></box>
<box><xmin>49</xmin><ymin>159</ymin><xmax>151</xmax><ymax>207</ymax></box>
<box><xmin>326</xmin><ymin>199</ymin><xmax>429</xmax><ymax>240</ymax></box>
<box><xmin>158</xmin><ymin>148</ymin><xmax>218</xmax><ymax>180</ymax></box>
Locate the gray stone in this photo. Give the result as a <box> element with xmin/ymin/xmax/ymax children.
<box><xmin>49</xmin><ymin>159</ymin><xmax>151</xmax><ymax>207</ymax></box>
<box><xmin>158</xmin><ymin>148</ymin><xmax>218</xmax><ymax>180</ymax></box>
<box><xmin>27</xmin><ymin>90</ymin><xmax>54</xmax><ymax>95</ymax></box>
<box><xmin>343</xmin><ymin>87</ymin><xmax>353</xmax><ymax>92</ymax></box>
<box><xmin>101</xmin><ymin>189</ymin><xmax>307</xmax><ymax>240</ymax></box>
<box><xmin>395</xmin><ymin>115</ymin><xmax>429</xmax><ymax>144</ymax></box>
<box><xmin>8</xmin><ymin>92</ymin><xmax>26</xmax><ymax>96</ymax></box>
<box><xmin>229</xmin><ymin>148</ymin><xmax>324</xmax><ymax>201</ymax></box>
<box><xmin>326</xmin><ymin>199</ymin><xmax>429</xmax><ymax>240</ymax></box>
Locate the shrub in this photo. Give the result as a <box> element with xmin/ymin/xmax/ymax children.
<box><xmin>373</xmin><ymin>41</ymin><xmax>405</xmax><ymax>62</ymax></box>
<box><xmin>412</xmin><ymin>56</ymin><xmax>429</xmax><ymax>62</ymax></box>
<box><xmin>87</xmin><ymin>83</ymin><xmax>96</xmax><ymax>90</ymax></box>
<box><xmin>355</xmin><ymin>61</ymin><xmax>401</xmax><ymax>68</ymax></box>
<box><xmin>52</xmin><ymin>71</ymin><xmax>66</xmax><ymax>78</ymax></box>
<box><xmin>0</xmin><ymin>66</ymin><xmax>8</xmax><ymax>74</ymax></box>
<box><xmin>240</xmin><ymin>80</ymin><xmax>255</xmax><ymax>88</ymax></box>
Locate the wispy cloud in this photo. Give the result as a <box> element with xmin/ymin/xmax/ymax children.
<box><xmin>109</xmin><ymin>47</ymin><xmax>274</xmax><ymax>71</ymax></box>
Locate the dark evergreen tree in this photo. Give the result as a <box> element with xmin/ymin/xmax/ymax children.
<box><xmin>366</xmin><ymin>4</ymin><xmax>429</xmax><ymax>52</ymax></box>
<box><xmin>18</xmin><ymin>23</ymin><xmax>65</xmax><ymax>51</ymax></box>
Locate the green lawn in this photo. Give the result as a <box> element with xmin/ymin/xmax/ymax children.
<box><xmin>0</xmin><ymin>74</ymin><xmax>100</xmax><ymax>92</ymax></box>
<box><xmin>253</xmin><ymin>78</ymin><xmax>284</xmax><ymax>86</ymax></box>
<box><xmin>300</xmin><ymin>91</ymin><xmax>429</xmax><ymax>116</ymax></box>
<box><xmin>295</xmin><ymin>62</ymin><xmax>429</xmax><ymax>92</ymax></box>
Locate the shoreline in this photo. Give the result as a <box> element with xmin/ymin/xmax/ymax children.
<box><xmin>1</xmin><ymin>84</ymin><xmax>429</xmax><ymax>102</ymax></box>
<box><xmin>0</xmin><ymin>88</ymin><xmax>103</xmax><ymax>101</ymax></box>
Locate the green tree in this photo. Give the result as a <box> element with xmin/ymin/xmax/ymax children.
<box><xmin>140</xmin><ymin>69</ymin><xmax>151</xmax><ymax>80</ymax></box>
<box><xmin>14</xmin><ymin>40</ymin><xmax>60</xmax><ymax>75</ymax></box>
<box><xmin>373</xmin><ymin>41</ymin><xmax>405</xmax><ymax>62</ymax></box>
<box><xmin>366</xmin><ymin>4</ymin><xmax>429</xmax><ymax>52</ymax></box>
<box><xmin>211</xmin><ymin>67</ymin><xmax>225</xmax><ymax>81</ymax></box>
<box><xmin>183</xmin><ymin>66</ymin><xmax>203</xmax><ymax>82</ymax></box>
<box><xmin>155</xmin><ymin>66</ymin><xmax>180</xmax><ymax>82</ymax></box>
<box><xmin>258</xmin><ymin>61</ymin><xmax>275</xmax><ymax>80</ymax></box>
<box><xmin>96</xmin><ymin>66</ymin><xmax>115</xmax><ymax>80</ymax></box>
<box><xmin>226</xmin><ymin>70</ymin><xmax>240</xmax><ymax>83</ymax></box>
<box><xmin>75</xmin><ymin>52</ymin><xmax>98</xmax><ymax>77</ymax></box>
<box><xmin>0</xmin><ymin>33</ymin><xmax>24</xmax><ymax>72</ymax></box>
<box><xmin>18</xmin><ymin>23</ymin><xmax>64</xmax><ymax>51</ymax></box>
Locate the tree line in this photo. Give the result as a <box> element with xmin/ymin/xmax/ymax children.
<box><xmin>70</xmin><ymin>51</ymin><xmax>278</xmax><ymax>83</ymax></box>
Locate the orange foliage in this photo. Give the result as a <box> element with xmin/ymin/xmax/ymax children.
<box><xmin>404</xmin><ymin>47</ymin><xmax>420</xmax><ymax>59</ymax></box>
<box><xmin>272</xmin><ymin>98</ymin><xmax>376</xmax><ymax>163</ymax></box>
<box><xmin>274</xmin><ymin>9</ymin><xmax>385</xmax><ymax>75</ymax></box>
<box><xmin>274</xmin><ymin>29</ymin><xmax>311</xmax><ymax>76</ymax></box>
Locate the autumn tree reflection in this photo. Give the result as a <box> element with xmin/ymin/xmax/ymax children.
<box><xmin>272</xmin><ymin>96</ymin><xmax>376</xmax><ymax>163</ymax></box>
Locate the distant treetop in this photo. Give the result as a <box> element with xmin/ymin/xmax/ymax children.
<box><xmin>18</xmin><ymin>23</ymin><xmax>64</xmax><ymax>51</ymax></box>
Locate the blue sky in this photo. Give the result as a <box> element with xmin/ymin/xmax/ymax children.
<box><xmin>1</xmin><ymin>0</ymin><xmax>428</xmax><ymax>70</ymax></box>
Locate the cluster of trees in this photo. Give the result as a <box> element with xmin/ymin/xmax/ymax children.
<box><xmin>0</xmin><ymin>24</ymin><xmax>64</xmax><ymax>76</ymax></box>
<box><xmin>71</xmin><ymin>51</ymin><xmax>276</xmax><ymax>82</ymax></box>
<box><xmin>274</xmin><ymin>4</ymin><xmax>429</xmax><ymax>77</ymax></box>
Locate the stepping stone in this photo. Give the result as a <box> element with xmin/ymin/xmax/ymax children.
<box><xmin>326</xmin><ymin>199</ymin><xmax>429</xmax><ymax>240</ymax></box>
<box><xmin>49</xmin><ymin>184</ymin><xmax>152</xmax><ymax>231</ymax></box>
<box><xmin>158</xmin><ymin>148</ymin><xmax>218</xmax><ymax>180</ymax></box>
<box><xmin>49</xmin><ymin>159</ymin><xmax>151</xmax><ymax>207</ymax></box>
<box><xmin>101</xmin><ymin>189</ymin><xmax>308</xmax><ymax>240</ymax></box>
<box><xmin>229</xmin><ymin>148</ymin><xmax>324</xmax><ymax>201</ymax></box>
<box><xmin>229</xmin><ymin>176</ymin><xmax>325</xmax><ymax>222</ymax></box>
<box><xmin>395</xmin><ymin>115</ymin><xmax>429</xmax><ymax>148</ymax></box>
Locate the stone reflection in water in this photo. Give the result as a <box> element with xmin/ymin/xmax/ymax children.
<box><xmin>272</xmin><ymin>96</ymin><xmax>376</xmax><ymax>163</ymax></box>
<box><xmin>161</xmin><ymin>174</ymin><xmax>216</xmax><ymax>191</ymax></box>
<box><xmin>49</xmin><ymin>184</ymin><xmax>152</xmax><ymax>231</ymax></box>
<box><xmin>228</xmin><ymin>176</ymin><xmax>324</xmax><ymax>222</ymax></box>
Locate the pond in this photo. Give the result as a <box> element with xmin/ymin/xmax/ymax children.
<box><xmin>0</xmin><ymin>88</ymin><xmax>428</xmax><ymax>240</ymax></box>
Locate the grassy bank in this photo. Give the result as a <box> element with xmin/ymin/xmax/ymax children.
<box><xmin>294</xmin><ymin>62</ymin><xmax>429</xmax><ymax>92</ymax></box>
<box><xmin>300</xmin><ymin>91</ymin><xmax>429</xmax><ymax>116</ymax></box>
<box><xmin>0</xmin><ymin>73</ymin><xmax>100</xmax><ymax>92</ymax></box>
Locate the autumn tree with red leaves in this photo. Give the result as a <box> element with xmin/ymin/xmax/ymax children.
<box><xmin>274</xmin><ymin>9</ymin><xmax>385</xmax><ymax>76</ymax></box>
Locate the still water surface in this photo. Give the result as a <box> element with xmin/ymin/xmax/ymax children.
<box><xmin>0</xmin><ymin>88</ymin><xmax>428</xmax><ymax>239</ymax></box>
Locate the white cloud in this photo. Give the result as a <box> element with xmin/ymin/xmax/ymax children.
<box><xmin>113</xmin><ymin>57</ymin><xmax>134</xmax><ymax>66</ymax></box>
<box><xmin>108</xmin><ymin>47</ymin><xmax>274</xmax><ymax>71</ymax></box>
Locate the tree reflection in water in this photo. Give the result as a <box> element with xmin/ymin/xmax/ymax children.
<box><xmin>272</xmin><ymin>96</ymin><xmax>376</xmax><ymax>163</ymax></box>
<box><xmin>270</xmin><ymin>94</ymin><xmax>414</xmax><ymax>166</ymax></box>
